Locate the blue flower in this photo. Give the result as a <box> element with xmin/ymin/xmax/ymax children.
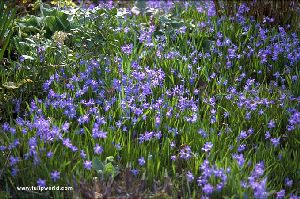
<box><xmin>84</xmin><ymin>160</ymin><xmax>92</xmax><ymax>170</ymax></box>
<box><xmin>276</xmin><ymin>189</ymin><xmax>285</xmax><ymax>199</ymax></box>
<box><xmin>138</xmin><ymin>157</ymin><xmax>145</xmax><ymax>166</ymax></box>
<box><xmin>186</xmin><ymin>171</ymin><xmax>194</xmax><ymax>182</ymax></box>
<box><xmin>202</xmin><ymin>183</ymin><xmax>213</xmax><ymax>195</ymax></box>
<box><xmin>37</xmin><ymin>178</ymin><xmax>46</xmax><ymax>187</ymax></box>
<box><xmin>270</xmin><ymin>137</ymin><xmax>280</xmax><ymax>147</ymax></box>
<box><xmin>51</xmin><ymin>171</ymin><xmax>60</xmax><ymax>182</ymax></box>
<box><xmin>121</xmin><ymin>44</ymin><xmax>133</xmax><ymax>55</ymax></box>
<box><xmin>94</xmin><ymin>144</ymin><xmax>103</xmax><ymax>154</ymax></box>
<box><xmin>268</xmin><ymin>120</ymin><xmax>276</xmax><ymax>129</ymax></box>
<box><xmin>19</xmin><ymin>55</ymin><xmax>25</xmax><ymax>62</ymax></box>
<box><xmin>202</xmin><ymin>142</ymin><xmax>213</xmax><ymax>153</ymax></box>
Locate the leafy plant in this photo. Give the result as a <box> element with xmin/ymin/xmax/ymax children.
<box><xmin>92</xmin><ymin>156</ymin><xmax>120</xmax><ymax>180</ymax></box>
<box><xmin>0</xmin><ymin>2</ymin><xmax>17</xmax><ymax>61</ymax></box>
<box><xmin>16</xmin><ymin>3</ymin><xmax>70</xmax><ymax>38</ymax></box>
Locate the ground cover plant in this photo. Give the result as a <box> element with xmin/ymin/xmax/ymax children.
<box><xmin>0</xmin><ymin>0</ymin><xmax>299</xmax><ymax>198</ymax></box>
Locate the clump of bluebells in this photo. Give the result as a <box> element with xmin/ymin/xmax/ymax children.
<box><xmin>196</xmin><ymin>160</ymin><xmax>228</xmax><ymax>196</ymax></box>
<box><xmin>0</xmin><ymin>0</ymin><xmax>300</xmax><ymax>198</ymax></box>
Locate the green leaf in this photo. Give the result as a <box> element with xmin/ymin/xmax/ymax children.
<box><xmin>145</xmin><ymin>8</ymin><xmax>158</xmax><ymax>16</ymax></box>
<box><xmin>135</xmin><ymin>1</ymin><xmax>147</xmax><ymax>12</ymax></box>
<box><xmin>40</xmin><ymin>4</ymin><xmax>55</xmax><ymax>16</ymax></box>
<box><xmin>55</xmin><ymin>10</ymin><xmax>69</xmax><ymax>30</ymax></box>
<box><xmin>2</xmin><ymin>82</ymin><xmax>20</xmax><ymax>89</ymax></box>
<box><xmin>0</xmin><ymin>30</ymin><xmax>14</xmax><ymax>61</ymax></box>
<box><xmin>44</xmin><ymin>16</ymin><xmax>57</xmax><ymax>32</ymax></box>
<box><xmin>92</xmin><ymin>157</ymin><xmax>104</xmax><ymax>171</ymax></box>
<box><xmin>21</xmin><ymin>55</ymin><xmax>35</xmax><ymax>61</ymax></box>
<box><xmin>170</xmin><ymin>21</ymin><xmax>185</xmax><ymax>28</ymax></box>
<box><xmin>103</xmin><ymin>162</ymin><xmax>115</xmax><ymax>177</ymax></box>
<box><xmin>19</xmin><ymin>15</ymin><xmax>41</xmax><ymax>28</ymax></box>
<box><xmin>0</xmin><ymin>3</ymin><xmax>16</xmax><ymax>61</ymax></box>
<box><xmin>43</xmin><ymin>9</ymin><xmax>70</xmax><ymax>33</ymax></box>
<box><xmin>105</xmin><ymin>156</ymin><xmax>114</xmax><ymax>162</ymax></box>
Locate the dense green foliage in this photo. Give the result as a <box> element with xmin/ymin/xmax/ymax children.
<box><xmin>0</xmin><ymin>1</ymin><xmax>299</xmax><ymax>198</ymax></box>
